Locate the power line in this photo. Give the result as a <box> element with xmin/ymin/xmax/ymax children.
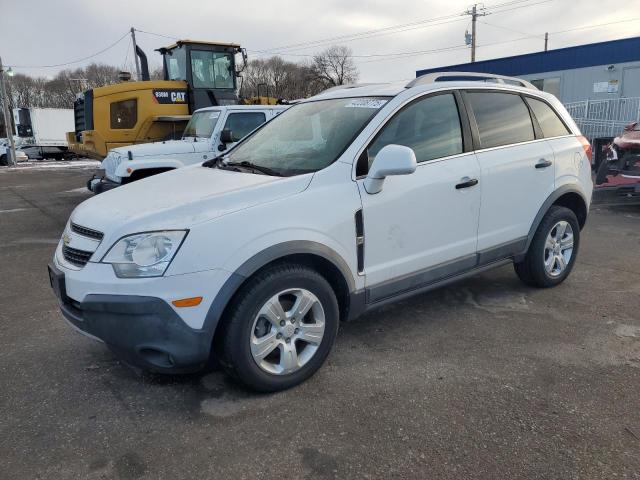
<box><xmin>485</xmin><ymin>0</ymin><xmax>554</xmax><ymax>14</ymax></box>
<box><xmin>134</xmin><ymin>29</ymin><xmax>179</xmax><ymax>41</ymax></box>
<box><xmin>252</xmin><ymin>0</ymin><xmax>551</xmax><ymax>54</ymax></box>
<box><xmin>121</xmin><ymin>37</ymin><xmax>132</xmax><ymax>71</ymax></box>
<box><xmin>478</xmin><ymin>19</ymin><xmax>544</xmax><ymax>38</ymax></box>
<box><xmin>252</xmin><ymin>14</ymin><xmax>466</xmax><ymax>54</ymax></box>
<box><xmin>10</xmin><ymin>31</ymin><xmax>130</xmax><ymax>69</ymax></box>
<box><xmin>551</xmin><ymin>17</ymin><xmax>640</xmax><ymax>35</ymax></box>
<box><xmin>264</xmin><ymin>43</ymin><xmax>471</xmax><ymax>60</ymax></box>
<box><xmin>269</xmin><ymin>14</ymin><xmax>640</xmax><ymax>66</ymax></box>
<box><xmin>479</xmin><ymin>17</ymin><xmax>640</xmax><ymax>41</ymax></box>
<box><xmin>356</xmin><ymin>45</ymin><xmax>471</xmax><ymax>64</ymax></box>
<box><xmin>355</xmin><ymin>36</ymin><xmax>539</xmax><ymax>65</ymax></box>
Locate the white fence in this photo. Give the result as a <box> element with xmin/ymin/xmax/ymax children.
<box><xmin>564</xmin><ymin>97</ymin><xmax>640</xmax><ymax>139</ymax></box>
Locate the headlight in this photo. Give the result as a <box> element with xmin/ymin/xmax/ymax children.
<box><xmin>101</xmin><ymin>230</ymin><xmax>187</xmax><ymax>278</ymax></box>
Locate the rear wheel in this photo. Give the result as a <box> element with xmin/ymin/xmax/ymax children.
<box><xmin>216</xmin><ymin>263</ymin><xmax>339</xmax><ymax>392</ymax></box>
<box><xmin>514</xmin><ymin>206</ymin><xmax>580</xmax><ymax>288</ymax></box>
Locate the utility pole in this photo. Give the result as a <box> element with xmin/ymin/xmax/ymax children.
<box><xmin>0</xmin><ymin>56</ymin><xmax>16</xmax><ymax>167</ymax></box>
<box><xmin>544</xmin><ymin>32</ymin><xmax>549</xmax><ymax>52</ymax></box>
<box><xmin>130</xmin><ymin>27</ymin><xmax>141</xmax><ymax>81</ymax></box>
<box><xmin>465</xmin><ymin>4</ymin><xmax>488</xmax><ymax>63</ymax></box>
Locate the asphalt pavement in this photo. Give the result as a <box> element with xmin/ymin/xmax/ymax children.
<box><xmin>1</xmin><ymin>164</ymin><xmax>639</xmax><ymax>479</ymax></box>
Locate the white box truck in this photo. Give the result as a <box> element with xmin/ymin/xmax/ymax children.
<box><xmin>13</xmin><ymin>108</ymin><xmax>75</xmax><ymax>160</ymax></box>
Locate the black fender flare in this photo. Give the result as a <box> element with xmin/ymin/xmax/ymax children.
<box><xmin>202</xmin><ymin>240</ymin><xmax>355</xmax><ymax>340</ymax></box>
<box><xmin>523</xmin><ymin>185</ymin><xmax>588</xmax><ymax>253</ymax></box>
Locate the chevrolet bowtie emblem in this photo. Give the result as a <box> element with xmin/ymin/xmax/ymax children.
<box><xmin>62</xmin><ymin>233</ymin><xmax>71</xmax><ymax>246</ymax></box>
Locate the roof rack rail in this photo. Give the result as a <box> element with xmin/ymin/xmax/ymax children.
<box><xmin>406</xmin><ymin>71</ymin><xmax>537</xmax><ymax>90</ymax></box>
<box><xmin>319</xmin><ymin>83</ymin><xmax>388</xmax><ymax>95</ymax></box>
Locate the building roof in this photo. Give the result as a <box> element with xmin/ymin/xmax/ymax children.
<box><xmin>416</xmin><ymin>36</ymin><xmax>640</xmax><ymax>78</ymax></box>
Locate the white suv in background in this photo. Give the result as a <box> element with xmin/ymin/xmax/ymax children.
<box><xmin>49</xmin><ymin>73</ymin><xmax>593</xmax><ymax>392</ymax></box>
<box><xmin>89</xmin><ymin>105</ymin><xmax>287</xmax><ymax>193</ymax></box>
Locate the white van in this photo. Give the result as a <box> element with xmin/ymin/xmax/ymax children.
<box><xmin>50</xmin><ymin>73</ymin><xmax>593</xmax><ymax>392</ymax></box>
<box><xmin>88</xmin><ymin>105</ymin><xmax>288</xmax><ymax>193</ymax></box>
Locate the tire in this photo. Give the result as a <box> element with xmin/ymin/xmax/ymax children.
<box><xmin>216</xmin><ymin>263</ymin><xmax>339</xmax><ymax>392</ymax></box>
<box><xmin>595</xmin><ymin>157</ymin><xmax>611</xmax><ymax>185</ymax></box>
<box><xmin>0</xmin><ymin>154</ymin><xmax>7</xmax><ymax>166</ymax></box>
<box><xmin>514</xmin><ymin>206</ymin><xmax>580</xmax><ymax>288</ymax></box>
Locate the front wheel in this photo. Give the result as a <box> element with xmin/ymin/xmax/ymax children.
<box><xmin>216</xmin><ymin>264</ymin><xmax>339</xmax><ymax>392</ymax></box>
<box><xmin>514</xmin><ymin>206</ymin><xmax>580</xmax><ymax>288</ymax></box>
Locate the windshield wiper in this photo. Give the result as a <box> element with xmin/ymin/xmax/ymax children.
<box><xmin>224</xmin><ymin>161</ymin><xmax>282</xmax><ymax>176</ymax></box>
<box><xmin>202</xmin><ymin>154</ymin><xmax>227</xmax><ymax>168</ymax></box>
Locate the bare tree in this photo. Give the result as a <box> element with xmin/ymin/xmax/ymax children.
<box><xmin>312</xmin><ymin>45</ymin><xmax>358</xmax><ymax>87</ymax></box>
<box><xmin>4</xmin><ymin>47</ymin><xmax>359</xmax><ymax>112</ymax></box>
<box><xmin>149</xmin><ymin>65</ymin><xmax>164</xmax><ymax>80</ymax></box>
<box><xmin>241</xmin><ymin>56</ymin><xmax>325</xmax><ymax>101</ymax></box>
<box><xmin>6</xmin><ymin>63</ymin><xmax>122</xmax><ymax>109</ymax></box>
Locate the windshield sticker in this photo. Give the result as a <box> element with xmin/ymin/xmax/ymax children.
<box><xmin>345</xmin><ymin>98</ymin><xmax>388</xmax><ymax>109</ymax></box>
<box><xmin>209</xmin><ymin>112</ymin><xmax>220</xmax><ymax>119</ymax></box>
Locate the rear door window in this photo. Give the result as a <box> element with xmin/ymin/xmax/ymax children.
<box><xmin>467</xmin><ymin>92</ymin><xmax>534</xmax><ymax>149</ymax></box>
<box><xmin>526</xmin><ymin>97</ymin><xmax>571</xmax><ymax>138</ymax></box>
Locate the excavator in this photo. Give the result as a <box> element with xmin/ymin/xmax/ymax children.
<box><xmin>68</xmin><ymin>40</ymin><xmax>247</xmax><ymax>159</ymax></box>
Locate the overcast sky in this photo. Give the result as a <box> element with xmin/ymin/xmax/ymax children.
<box><xmin>2</xmin><ymin>0</ymin><xmax>639</xmax><ymax>83</ymax></box>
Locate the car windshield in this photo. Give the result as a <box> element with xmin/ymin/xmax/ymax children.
<box><xmin>183</xmin><ymin>110</ymin><xmax>220</xmax><ymax>139</ymax></box>
<box><xmin>224</xmin><ymin>97</ymin><xmax>389</xmax><ymax>176</ymax></box>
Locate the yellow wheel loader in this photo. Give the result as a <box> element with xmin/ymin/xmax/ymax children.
<box><xmin>67</xmin><ymin>40</ymin><xmax>246</xmax><ymax>159</ymax></box>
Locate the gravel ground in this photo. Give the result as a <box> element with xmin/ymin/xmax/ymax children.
<box><xmin>0</xmin><ymin>166</ymin><xmax>639</xmax><ymax>479</ymax></box>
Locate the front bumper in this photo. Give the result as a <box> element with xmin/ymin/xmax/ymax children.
<box><xmin>48</xmin><ymin>261</ymin><xmax>224</xmax><ymax>373</ymax></box>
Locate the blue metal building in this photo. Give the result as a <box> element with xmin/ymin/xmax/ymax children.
<box><xmin>416</xmin><ymin>36</ymin><xmax>640</xmax><ymax>103</ymax></box>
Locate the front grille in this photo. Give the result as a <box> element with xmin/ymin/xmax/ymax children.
<box><xmin>62</xmin><ymin>245</ymin><xmax>93</xmax><ymax>267</ymax></box>
<box><xmin>71</xmin><ymin>222</ymin><xmax>104</xmax><ymax>241</ymax></box>
<box><xmin>102</xmin><ymin>152</ymin><xmax>123</xmax><ymax>181</ymax></box>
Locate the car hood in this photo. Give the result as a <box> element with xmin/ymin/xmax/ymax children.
<box><xmin>112</xmin><ymin>139</ymin><xmax>204</xmax><ymax>158</ymax></box>
<box><xmin>72</xmin><ymin>165</ymin><xmax>313</xmax><ymax>235</ymax></box>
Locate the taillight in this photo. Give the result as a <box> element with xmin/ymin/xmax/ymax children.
<box><xmin>578</xmin><ymin>135</ymin><xmax>593</xmax><ymax>164</ymax></box>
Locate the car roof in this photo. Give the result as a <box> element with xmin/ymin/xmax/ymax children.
<box><xmin>305</xmin><ymin>72</ymin><xmax>546</xmax><ymax>102</ymax></box>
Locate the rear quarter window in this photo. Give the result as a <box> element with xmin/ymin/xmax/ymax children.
<box><xmin>467</xmin><ymin>92</ymin><xmax>534</xmax><ymax>149</ymax></box>
<box><xmin>526</xmin><ymin>97</ymin><xmax>571</xmax><ymax>138</ymax></box>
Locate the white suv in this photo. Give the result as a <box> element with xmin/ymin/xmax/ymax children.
<box><xmin>49</xmin><ymin>73</ymin><xmax>593</xmax><ymax>392</ymax></box>
<box><xmin>89</xmin><ymin>105</ymin><xmax>287</xmax><ymax>193</ymax></box>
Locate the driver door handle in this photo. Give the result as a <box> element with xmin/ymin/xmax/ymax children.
<box><xmin>535</xmin><ymin>158</ymin><xmax>553</xmax><ymax>169</ymax></box>
<box><xmin>455</xmin><ymin>177</ymin><xmax>479</xmax><ymax>189</ymax></box>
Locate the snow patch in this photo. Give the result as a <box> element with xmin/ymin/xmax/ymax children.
<box><xmin>0</xmin><ymin>159</ymin><xmax>100</xmax><ymax>171</ymax></box>
<box><xmin>0</xmin><ymin>208</ymin><xmax>29</xmax><ymax>214</ymax></box>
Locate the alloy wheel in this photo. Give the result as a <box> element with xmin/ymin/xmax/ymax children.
<box><xmin>250</xmin><ymin>288</ymin><xmax>326</xmax><ymax>375</ymax></box>
<box><xmin>543</xmin><ymin>220</ymin><xmax>574</xmax><ymax>277</ymax></box>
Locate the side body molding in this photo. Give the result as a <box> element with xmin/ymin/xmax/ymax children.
<box><xmin>202</xmin><ymin>240</ymin><xmax>356</xmax><ymax>339</ymax></box>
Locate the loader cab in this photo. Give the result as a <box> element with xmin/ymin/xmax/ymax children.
<box><xmin>158</xmin><ymin>40</ymin><xmax>244</xmax><ymax>112</ymax></box>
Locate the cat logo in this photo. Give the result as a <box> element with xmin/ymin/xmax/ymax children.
<box><xmin>153</xmin><ymin>89</ymin><xmax>188</xmax><ymax>104</ymax></box>
<box><xmin>171</xmin><ymin>91</ymin><xmax>186</xmax><ymax>103</ymax></box>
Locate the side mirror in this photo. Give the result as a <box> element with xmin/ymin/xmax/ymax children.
<box><xmin>220</xmin><ymin>129</ymin><xmax>234</xmax><ymax>144</ymax></box>
<box><xmin>363</xmin><ymin>144</ymin><xmax>417</xmax><ymax>194</ymax></box>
